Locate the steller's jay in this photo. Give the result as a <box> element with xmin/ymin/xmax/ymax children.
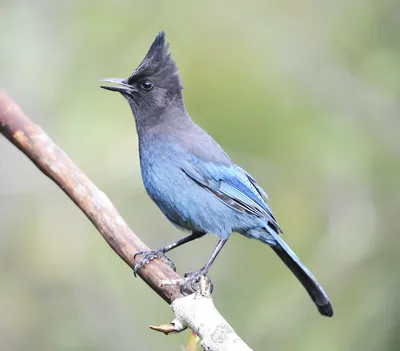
<box><xmin>101</xmin><ymin>32</ymin><xmax>333</xmax><ymax>317</ymax></box>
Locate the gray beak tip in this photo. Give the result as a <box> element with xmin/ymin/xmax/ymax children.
<box><xmin>100</xmin><ymin>77</ymin><xmax>132</xmax><ymax>93</ymax></box>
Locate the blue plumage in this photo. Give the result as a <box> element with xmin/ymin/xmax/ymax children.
<box><xmin>101</xmin><ymin>31</ymin><xmax>333</xmax><ymax>317</ymax></box>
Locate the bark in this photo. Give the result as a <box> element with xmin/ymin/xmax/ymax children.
<box><xmin>0</xmin><ymin>89</ymin><xmax>252</xmax><ymax>351</ymax></box>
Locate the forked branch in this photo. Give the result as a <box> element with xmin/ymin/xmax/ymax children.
<box><xmin>0</xmin><ymin>89</ymin><xmax>252</xmax><ymax>351</ymax></box>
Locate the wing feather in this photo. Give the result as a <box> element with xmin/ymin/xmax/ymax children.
<box><xmin>181</xmin><ymin>161</ymin><xmax>281</xmax><ymax>231</ymax></box>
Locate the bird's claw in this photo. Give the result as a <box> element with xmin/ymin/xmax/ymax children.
<box><xmin>180</xmin><ymin>269</ymin><xmax>214</xmax><ymax>295</ymax></box>
<box><xmin>133</xmin><ymin>249</ymin><xmax>176</xmax><ymax>276</ymax></box>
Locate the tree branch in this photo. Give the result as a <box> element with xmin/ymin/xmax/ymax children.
<box><xmin>0</xmin><ymin>89</ymin><xmax>252</xmax><ymax>351</ymax></box>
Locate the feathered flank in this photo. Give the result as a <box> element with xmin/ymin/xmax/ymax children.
<box><xmin>128</xmin><ymin>31</ymin><xmax>183</xmax><ymax>91</ymax></box>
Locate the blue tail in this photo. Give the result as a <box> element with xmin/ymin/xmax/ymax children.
<box><xmin>262</xmin><ymin>231</ymin><xmax>333</xmax><ymax>317</ymax></box>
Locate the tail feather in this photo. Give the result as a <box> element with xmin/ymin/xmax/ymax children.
<box><xmin>264</xmin><ymin>233</ymin><xmax>333</xmax><ymax>317</ymax></box>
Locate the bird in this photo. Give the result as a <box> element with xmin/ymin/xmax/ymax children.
<box><xmin>100</xmin><ymin>31</ymin><xmax>333</xmax><ymax>317</ymax></box>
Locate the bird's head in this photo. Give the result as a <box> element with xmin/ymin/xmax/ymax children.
<box><xmin>101</xmin><ymin>31</ymin><xmax>183</xmax><ymax>119</ymax></box>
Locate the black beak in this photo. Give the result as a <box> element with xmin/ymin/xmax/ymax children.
<box><xmin>100</xmin><ymin>78</ymin><xmax>134</xmax><ymax>93</ymax></box>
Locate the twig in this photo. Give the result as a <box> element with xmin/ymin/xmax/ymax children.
<box><xmin>0</xmin><ymin>89</ymin><xmax>252</xmax><ymax>351</ymax></box>
<box><xmin>152</xmin><ymin>277</ymin><xmax>251</xmax><ymax>350</ymax></box>
<box><xmin>171</xmin><ymin>294</ymin><xmax>251</xmax><ymax>350</ymax></box>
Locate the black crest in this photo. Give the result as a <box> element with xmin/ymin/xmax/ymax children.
<box><xmin>128</xmin><ymin>31</ymin><xmax>183</xmax><ymax>91</ymax></box>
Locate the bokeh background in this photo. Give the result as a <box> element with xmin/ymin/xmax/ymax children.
<box><xmin>1</xmin><ymin>1</ymin><xmax>400</xmax><ymax>350</ymax></box>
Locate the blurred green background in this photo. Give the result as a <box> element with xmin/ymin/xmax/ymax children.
<box><xmin>1</xmin><ymin>0</ymin><xmax>400</xmax><ymax>350</ymax></box>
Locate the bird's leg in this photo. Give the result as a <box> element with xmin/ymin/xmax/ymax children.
<box><xmin>182</xmin><ymin>239</ymin><xmax>228</xmax><ymax>294</ymax></box>
<box><xmin>133</xmin><ymin>231</ymin><xmax>205</xmax><ymax>276</ymax></box>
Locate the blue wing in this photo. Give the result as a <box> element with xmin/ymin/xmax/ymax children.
<box><xmin>181</xmin><ymin>159</ymin><xmax>282</xmax><ymax>233</ymax></box>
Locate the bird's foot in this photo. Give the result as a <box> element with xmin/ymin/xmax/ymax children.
<box><xmin>133</xmin><ymin>249</ymin><xmax>176</xmax><ymax>276</ymax></box>
<box><xmin>180</xmin><ymin>268</ymin><xmax>214</xmax><ymax>295</ymax></box>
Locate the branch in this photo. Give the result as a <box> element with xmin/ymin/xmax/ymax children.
<box><xmin>170</xmin><ymin>286</ymin><xmax>252</xmax><ymax>350</ymax></box>
<box><xmin>0</xmin><ymin>89</ymin><xmax>252</xmax><ymax>351</ymax></box>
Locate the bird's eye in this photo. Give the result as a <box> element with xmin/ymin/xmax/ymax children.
<box><xmin>141</xmin><ymin>81</ymin><xmax>153</xmax><ymax>91</ymax></box>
